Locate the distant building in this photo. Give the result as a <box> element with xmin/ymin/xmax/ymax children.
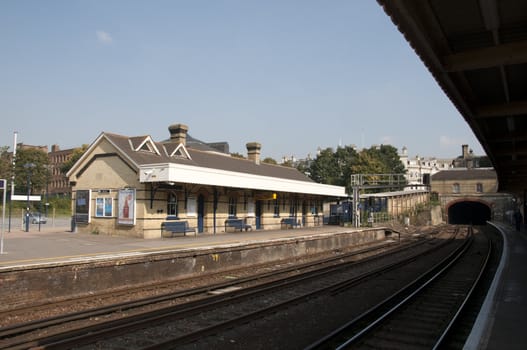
<box><xmin>12</xmin><ymin>143</ymin><xmax>74</xmax><ymax>197</ymax></box>
<box><xmin>430</xmin><ymin>168</ymin><xmax>513</xmax><ymax>224</ymax></box>
<box><xmin>452</xmin><ymin>144</ymin><xmax>492</xmax><ymax>168</ymax></box>
<box><xmin>399</xmin><ymin>146</ymin><xmax>453</xmax><ymax>190</ymax></box>
<box><xmin>48</xmin><ymin>144</ymin><xmax>74</xmax><ymax>196</ymax></box>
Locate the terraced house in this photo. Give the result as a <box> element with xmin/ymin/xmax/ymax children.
<box><xmin>67</xmin><ymin>124</ymin><xmax>346</xmax><ymax>238</ymax></box>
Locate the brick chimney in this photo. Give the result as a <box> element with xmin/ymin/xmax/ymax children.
<box><xmin>246</xmin><ymin>142</ymin><xmax>261</xmax><ymax>164</ymax></box>
<box><xmin>462</xmin><ymin>144</ymin><xmax>469</xmax><ymax>159</ymax></box>
<box><xmin>168</xmin><ymin>123</ymin><xmax>188</xmax><ymax>145</ymax></box>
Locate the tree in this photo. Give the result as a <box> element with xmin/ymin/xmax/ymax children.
<box><xmin>306</xmin><ymin>144</ymin><xmax>406</xmax><ymax>193</ymax></box>
<box><xmin>13</xmin><ymin>148</ymin><xmax>50</xmax><ymax>194</ymax></box>
<box><xmin>0</xmin><ymin>146</ymin><xmax>11</xmax><ymax>181</ymax></box>
<box><xmin>263</xmin><ymin>157</ymin><xmax>278</xmax><ymax>165</ymax></box>
<box><xmin>355</xmin><ymin>145</ymin><xmax>405</xmax><ymax>175</ymax></box>
<box><xmin>60</xmin><ymin>144</ymin><xmax>89</xmax><ymax>175</ymax></box>
<box><xmin>308</xmin><ymin>146</ymin><xmax>358</xmax><ymax>187</ymax></box>
<box><xmin>230</xmin><ymin>152</ymin><xmax>245</xmax><ymax>159</ymax></box>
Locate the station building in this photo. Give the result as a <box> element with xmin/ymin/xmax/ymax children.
<box><xmin>67</xmin><ymin>124</ymin><xmax>347</xmax><ymax>238</ymax></box>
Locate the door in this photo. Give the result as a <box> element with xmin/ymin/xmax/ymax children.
<box><xmin>198</xmin><ymin>194</ymin><xmax>205</xmax><ymax>233</ymax></box>
<box><xmin>255</xmin><ymin>200</ymin><xmax>262</xmax><ymax>229</ymax></box>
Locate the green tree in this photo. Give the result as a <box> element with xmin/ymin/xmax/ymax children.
<box><xmin>0</xmin><ymin>146</ymin><xmax>11</xmax><ymax>181</ymax></box>
<box><xmin>356</xmin><ymin>145</ymin><xmax>405</xmax><ymax>174</ymax></box>
<box><xmin>230</xmin><ymin>152</ymin><xmax>245</xmax><ymax>159</ymax></box>
<box><xmin>263</xmin><ymin>157</ymin><xmax>278</xmax><ymax>165</ymax></box>
<box><xmin>306</xmin><ymin>144</ymin><xmax>406</xmax><ymax>193</ymax></box>
<box><xmin>308</xmin><ymin>146</ymin><xmax>358</xmax><ymax>187</ymax></box>
<box><xmin>13</xmin><ymin>148</ymin><xmax>50</xmax><ymax>194</ymax></box>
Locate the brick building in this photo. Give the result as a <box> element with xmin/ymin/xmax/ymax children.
<box><xmin>66</xmin><ymin>123</ymin><xmax>346</xmax><ymax>238</ymax></box>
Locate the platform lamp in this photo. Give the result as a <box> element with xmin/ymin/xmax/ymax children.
<box><xmin>24</xmin><ymin>163</ymin><xmax>35</xmax><ymax>232</ymax></box>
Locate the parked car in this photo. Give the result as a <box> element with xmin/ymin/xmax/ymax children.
<box><xmin>24</xmin><ymin>212</ymin><xmax>47</xmax><ymax>224</ymax></box>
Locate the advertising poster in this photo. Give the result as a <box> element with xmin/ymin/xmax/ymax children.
<box><xmin>75</xmin><ymin>190</ymin><xmax>91</xmax><ymax>223</ymax></box>
<box><xmin>187</xmin><ymin>196</ymin><xmax>197</xmax><ymax>217</ymax></box>
<box><xmin>118</xmin><ymin>188</ymin><xmax>135</xmax><ymax>225</ymax></box>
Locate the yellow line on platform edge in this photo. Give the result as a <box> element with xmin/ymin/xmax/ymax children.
<box><xmin>0</xmin><ymin>240</ymin><xmax>246</xmax><ymax>267</ymax></box>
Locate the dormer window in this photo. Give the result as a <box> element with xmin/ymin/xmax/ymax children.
<box><xmin>167</xmin><ymin>143</ymin><xmax>192</xmax><ymax>160</ymax></box>
<box><xmin>130</xmin><ymin>136</ymin><xmax>160</xmax><ymax>155</ymax></box>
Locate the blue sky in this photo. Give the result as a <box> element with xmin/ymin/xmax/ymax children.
<box><xmin>1</xmin><ymin>0</ymin><xmax>485</xmax><ymax>161</ymax></box>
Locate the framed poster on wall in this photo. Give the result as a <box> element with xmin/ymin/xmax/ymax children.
<box><xmin>118</xmin><ymin>188</ymin><xmax>135</xmax><ymax>225</ymax></box>
<box><xmin>187</xmin><ymin>196</ymin><xmax>197</xmax><ymax>217</ymax></box>
<box><xmin>75</xmin><ymin>190</ymin><xmax>91</xmax><ymax>223</ymax></box>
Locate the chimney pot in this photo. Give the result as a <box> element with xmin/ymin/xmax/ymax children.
<box><xmin>246</xmin><ymin>142</ymin><xmax>261</xmax><ymax>164</ymax></box>
<box><xmin>168</xmin><ymin>123</ymin><xmax>189</xmax><ymax>145</ymax></box>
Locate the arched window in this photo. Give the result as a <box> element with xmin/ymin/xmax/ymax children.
<box><xmin>167</xmin><ymin>192</ymin><xmax>178</xmax><ymax>217</ymax></box>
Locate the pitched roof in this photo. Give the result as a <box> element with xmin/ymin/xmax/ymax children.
<box><xmin>103</xmin><ymin>132</ymin><xmax>314</xmax><ymax>183</ymax></box>
<box><xmin>431</xmin><ymin>168</ymin><xmax>496</xmax><ymax>181</ymax></box>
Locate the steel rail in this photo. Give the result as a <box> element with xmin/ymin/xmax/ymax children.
<box><xmin>304</xmin><ymin>227</ymin><xmax>475</xmax><ymax>350</ymax></box>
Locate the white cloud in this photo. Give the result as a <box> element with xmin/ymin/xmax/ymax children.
<box><xmin>96</xmin><ymin>30</ymin><xmax>113</xmax><ymax>44</ymax></box>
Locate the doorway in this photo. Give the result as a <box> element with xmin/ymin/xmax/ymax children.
<box><xmin>198</xmin><ymin>194</ymin><xmax>205</xmax><ymax>233</ymax></box>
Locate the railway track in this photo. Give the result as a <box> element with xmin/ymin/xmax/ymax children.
<box><xmin>305</xmin><ymin>226</ymin><xmax>493</xmax><ymax>350</ymax></box>
<box><xmin>0</xmin><ymin>226</ymin><xmax>464</xmax><ymax>349</ymax></box>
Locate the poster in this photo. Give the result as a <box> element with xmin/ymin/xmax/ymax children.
<box><xmin>247</xmin><ymin>198</ymin><xmax>255</xmax><ymax>217</ymax></box>
<box><xmin>187</xmin><ymin>196</ymin><xmax>197</xmax><ymax>217</ymax></box>
<box><xmin>118</xmin><ymin>188</ymin><xmax>135</xmax><ymax>225</ymax></box>
<box><xmin>75</xmin><ymin>190</ymin><xmax>91</xmax><ymax>223</ymax></box>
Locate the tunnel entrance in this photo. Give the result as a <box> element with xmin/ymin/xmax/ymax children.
<box><xmin>448</xmin><ymin>201</ymin><xmax>491</xmax><ymax>225</ymax></box>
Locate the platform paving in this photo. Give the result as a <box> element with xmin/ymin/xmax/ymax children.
<box><xmin>0</xmin><ymin>224</ymin><xmax>354</xmax><ymax>269</ymax></box>
<box><xmin>1</xmin><ymin>222</ymin><xmax>526</xmax><ymax>349</ymax></box>
<box><xmin>465</xmin><ymin>222</ymin><xmax>527</xmax><ymax>350</ymax></box>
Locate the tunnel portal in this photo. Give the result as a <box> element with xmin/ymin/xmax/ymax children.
<box><xmin>448</xmin><ymin>201</ymin><xmax>491</xmax><ymax>225</ymax></box>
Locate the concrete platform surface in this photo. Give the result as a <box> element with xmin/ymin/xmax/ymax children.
<box><xmin>2</xmin><ymin>222</ymin><xmax>526</xmax><ymax>350</ymax></box>
<box><xmin>0</xmin><ymin>224</ymin><xmax>354</xmax><ymax>269</ymax></box>
<box><xmin>466</xmin><ymin>222</ymin><xmax>527</xmax><ymax>350</ymax></box>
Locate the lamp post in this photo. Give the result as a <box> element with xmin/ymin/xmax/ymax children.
<box><xmin>24</xmin><ymin>163</ymin><xmax>35</xmax><ymax>232</ymax></box>
<box><xmin>44</xmin><ymin>164</ymin><xmax>50</xmax><ymax>218</ymax></box>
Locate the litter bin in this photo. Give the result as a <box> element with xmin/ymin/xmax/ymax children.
<box><xmin>71</xmin><ymin>216</ymin><xmax>77</xmax><ymax>233</ymax></box>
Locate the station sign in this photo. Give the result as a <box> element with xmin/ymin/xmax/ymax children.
<box><xmin>11</xmin><ymin>194</ymin><xmax>42</xmax><ymax>201</ymax></box>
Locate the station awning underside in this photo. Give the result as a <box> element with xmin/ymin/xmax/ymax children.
<box><xmin>379</xmin><ymin>0</ymin><xmax>527</xmax><ymax>194</ymax></box>
<box><xmin>139</xmin><ymin>163</ymin><xmax>347</xmax><ymax>198</ymax></box>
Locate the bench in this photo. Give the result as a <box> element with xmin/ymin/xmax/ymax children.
<box><xmin>225</xmin><ymin>218</ymin><xmax>252</xmax><ymax>232</ymax></box>
<box><xmin>281</xmin><ymin>217</ymin><xmax>301</xmax><ymax>229</ymax></box>
<box><xmin>161</xmin><ymin>220</ymin><xmax>196</xmax><ymax>237</ymax></box>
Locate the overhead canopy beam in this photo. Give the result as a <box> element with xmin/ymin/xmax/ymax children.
<box><xmin>443</xmin><ymin>41</ymin><xmax>527</xmax><ymax>72</ymax></box>
<box><xmin>476</xmin><ymin>101</ymin><xmax>527</xmax><ymax>118</ymax></box>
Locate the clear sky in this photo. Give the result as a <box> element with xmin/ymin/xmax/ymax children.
<box><xmin>1</xmin><ymin>0</ymin><xmax>485</xmax><ymax>161</ymax></box>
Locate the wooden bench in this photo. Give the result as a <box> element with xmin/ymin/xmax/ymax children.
<box><xmin>281</xmin><ymin>217</ymin><xmax>300</xmax><ymax>229</ymax></box>
<box><xmin>225</xmin><ymin>218</ymin><xmax>252</xmax><ymax>232</ymax></box>
<box><xmin>161</xmin><ymin>220</ymin><xmax>196</xmax><ymax>237</ymax></box>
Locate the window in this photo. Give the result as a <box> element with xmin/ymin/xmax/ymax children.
<box><xmin>96</xmin><ymin>197</ymin><xmax>113</xmax><ymax>217</ymax></box>
<box><xmin>167</xmin><ymin>192</ymin><xmax>178</xmax><ymax>217</ymax></box>
<box><xmin>289</xmin><ymin>200</ymin><xmax>297</xmax><ymax>217</ymax></box>
<box><xmin>274</xmin><ymin>199</ymin><xmax>280</xmax><ymax>217</ymax></box>
<box><xmin>476</xmin><ymin>183</ymin><xmax>483</xmax><ymax>193</ymax></box>
<box><xmin>228</xmin><ymin>197</ymin><xmax>237</xmax><ymax>217</ymax></box>
<box><xmin>453</xmin><ymin>183</ymin><xmax>460</xmax><ymax>193</ymax></box>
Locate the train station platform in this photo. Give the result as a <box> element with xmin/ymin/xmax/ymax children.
<box><xmin>466</xmin><ymin>222</ymin><xmax>527</xmax><ymax>350</ymax></box>
<box><xmin>0</xmin><ymin>224</ymin><xmax>362</xmax><ymax>269</ymax></box>
<box><xmin>1</xmin><ymin>222</ymin><xmax>526</xmax><ymax>349</ymax></box>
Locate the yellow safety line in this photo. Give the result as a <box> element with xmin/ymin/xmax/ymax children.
<box><xmin>0</xmin><ymin>240</ymin><xmax>246</xmax><ymax>266</ymax></box>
